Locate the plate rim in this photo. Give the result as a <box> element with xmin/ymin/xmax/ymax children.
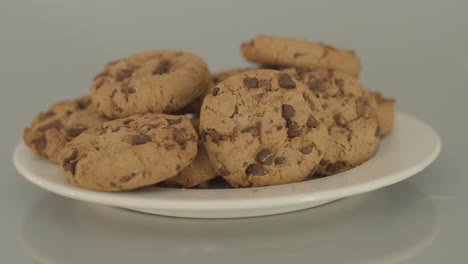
<box><xmin>13</xmin><ymin>111</ymin><xmax>441</xmax><ymax>212</ymax></box>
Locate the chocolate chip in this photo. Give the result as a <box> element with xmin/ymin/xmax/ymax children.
<box><xmin>258</xmin><ymin>80</ymin><xmax>271</xmax><ymax>91</ymax></box>
<box><xmin>244</xmin><ymin>77</ymin><xmax>259</xmax><ymax>89</ymax></box>
<box><xmin>127</xmin><ymin>87</ymin><xmax>136</xmax><ymax>94</ymax></box>
<box><xmin>293</xmin><ymin>52</ymin><xmax>306</xmax><ymax>58</ymax></box>
<box><xmin>355</xmin><ymin>97</ymin><xmax>366</xmax><ymax>117</ymax></box>
<box><xmin>67</xmin><ymin>127</ymin><xmax>87</xmax><ymax>137</ymax></box>
<box><xmin>281</xmin><ymin>104</ymin><xmax>295</xmax><ymax>119</ymax></box>
<box><xmin>131</xmin><ymin>134</ymin><xmax>152</xmax><ymax>145</ymax></box>
<box><xmin>66</xmin><ymin>110</ymin><xmax>73</xmax><ymax>116</ymax></box>
<box><xmin>326</xmin><ymin>162</ymin><xmax>345</xmax><ymax>173</ymax></box>
<box><xmin>38</xmin><ymin>120</ymin><xmax>63</xmax><ymax>131</ymax></box>
<box><xmin>63</xmin><ymin>149</ymin><xmax>79</xmax><ymax>175</ymax></box>
<box><xmin>375</xmin><ymin>126</ymin><xmax>380</xmax><ymax>137</ymax></box>
<box><xmin>333</xmin><ymin>113</ymin><xmax>347</xmax><ymax>127</ymax></box>
<box><xmin>123</xmin><ymin>119</ymin><xmax>134</xmax><ymax>125</ymax></box>
<box><xmin>32</xmin><ymin>137</ymin><xmax>46</xmax><ymax>150</ymax></box>
<box><xmin>256</xmin><ymin>148</ymin><xmax>275</xmax><ymax>165</ymax></box>
<box><xmin>300</xmin><ymin>145</ymin><xmax>313</xmax><ymax>154</ymax></box>
<box><xmin>274</xmin><ymin>157</ymin><xmax>286</xmax><ymax>165</ymax></box>
<box><xmin>245</xmin><ymin>164</ymin><xmax>267</xmax><ymax>176</ymax></box>
<box><xmin>167</xmin><ymin>118</ymin><xmax>182</xmax><ymax>125</ymax></box>
<box><xmin>241</xmin><ymin>126</ymin><xmax>259</xmax><ymax>137</ymax></box>
<box><xmin>334</xmin><ymin>78</ymin><xmax>344</xmax><ymax>88</ymax></box>
<box><xmin>120</xmin><ymin>174</ymin><xmax>135</xmax><ymax>183</ymax></box>
<box><xmin>173</xmin><ymin>128</ymin><xmax>187</xmax><ymax>149</ymax></box>
<box><xmin>152</xmin><ymin>60</ymin><xmax>170</xmax><ymax>75</ymax></box>
<box><xmin>278</xmin><ymin>74</ymin><xmax>296</xmax><ymax>89</ymax></box>
<box><xmin>308</xmin><ymin>80</ymin><xmax>322</xmax><ymax>91</ymax></box>
<box><xmin>176</xmin><ymin>165</ymin><xmax>181</xmax><ymax>171</ymax></box>
<box><xmin>307</xmin><ymin>115</ymin><xmax>319</xmax><ymax>128</ymax></box>
<box><xmin>286</xmin><ymin>120</ymin><xmax>300</xmax><ymax>138</ymax></box>
<box><xmin>212</xmin><ymin>87</ymin><xmax>219</xmax><ymax>96</ymax></box>
<box><xmin>219</xmin><ymin>166</ymin><xmax>230</xmax><ymax>176</ymax></box>
<box><xmin>276</xmin><ymin>125</ymin><xmax>283</xmax><ymax>131</ymax></box>
<box><xmin>320</xmin><ymin>159</ymin><xmax>330</xmax><ymax>166</ymax></box>
<box><xmin>116</xmin><ymin>68</ymin><xmax>134</xmax><ymax>81</ymax></box>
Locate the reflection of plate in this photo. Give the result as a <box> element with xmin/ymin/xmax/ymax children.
<box><xmin>22</xmin><ymin>182</ymin><xmax>438</xmax><ymax>264</ymax></box>
<box><xmin>13</xmin><ymin>112</ymin><xmax>441</xmax><ymax>218</ymax></box>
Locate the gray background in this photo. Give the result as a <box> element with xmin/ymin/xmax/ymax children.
<box><xmin>1</xmin><ymin>0</ymin><xmax>467</xmax><ymax>263</ymax></box>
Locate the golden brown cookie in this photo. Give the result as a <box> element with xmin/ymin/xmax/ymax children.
<box><xmin>23</xmin><ymin>96</ymin><xmax>107</xmax><ymax>164</ymax></box>
<box><xmin>282</xmin><ymin>67</ymin><xmax>379</xmax><ymax>175</ymax></box>
<box><xmin>90</xmin><ymin>50</ymin><xmax>210</xmax><ymax>118</ymax></box>
<box><xmin>200</xmin><ymin>69</ymin><xmax>328</xmax><ymax>187</ymax></box>
<box><xmin>373</xmin><ymin>91</ymin><xmax>396</xmax><ymax>137</ymax></box>
<box><xmin>162</xmin><ymin>117</ymin><xmax>218</xmax><ymax>188</ymax></box>
<box><xmin>59</xmin><ymin>113</ymin><xmax>198</xmax><ymax>191</ymax></box>
<box><xmin>241</xmin><ymin>35</ymin><xmax>362</xmax><ymax>77</ymax></box>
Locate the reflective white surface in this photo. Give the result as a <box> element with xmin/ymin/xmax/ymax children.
<box><xmin>1</xmin><ymin>0</ymin><xmax>467</xmax><ymax>262</ymax></box>
<box><xmin>13</xmin><ymin>113</ymin><xmax>441</xmax><ymax>218</ymax></box>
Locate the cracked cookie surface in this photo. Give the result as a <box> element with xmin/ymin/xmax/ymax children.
<box><xmin>90</xmin><ymin>50</ymin><xmax>210</xmax><ymax>118</ymax></box>
<box><xmin>23</xmin><ymin>96</ymin><xmax>107</xmax><ymax>164</ymax></box>
<box><xmin>241</xmin><ymin>35</ymin><xmax>361</xmax><ymax>77</ymax></box>
<box><xmin>200</xmin><ymin>69</ymin><xmax>328</xmax><ymax>187</ymax></box>
<box><xmin>283</xmin><ymin>67</ymin><xmax>379</xmax><ymax>175</ymax></box>
<box><xmin>59</xmin><ymin>113</ymin><xmax>198</xmax><ymax>191</ymax></box>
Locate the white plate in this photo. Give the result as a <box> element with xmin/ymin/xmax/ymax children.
<box><xmin>13</xmin><ymin>112</ymin><xmax>441</xmax><ymax>218</ymax></box>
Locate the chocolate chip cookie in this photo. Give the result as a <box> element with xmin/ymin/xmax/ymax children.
<box><xmin>59</xmin><ymin>113</ymin><xmax>198</xmax><ymax>191</ymax></box>
<box><xmin>373</xmin><ymin>91</ymin><xmax>396</xmax><ymax>137</ymax></box>
<box><xmin>282</xmin><ymin>67</ymin><xmax>379</xmax><ymax>175</ymax></box>
<box><xmin>163</xmin><ymin>117</ymin><xmax>218</xmax><ymax>188</ymax></box>
<box><xmin>23</xmin><ymin>96</ymin><xmax>107</xmax><ymax>164</ymax></box>
<box><xmin>91</xmin><ymin>50</ymin><xmax>210</xmax><ymax>118</ymax></box>
<box><xmin>200</xmin><ymin>69</ymin><xmax>328</xmax><ymax>187</ymax></box>
<box><xmin>241</xmin><ymin>35</ymin><xmax>362</xmax><ymax>77</ymax></box>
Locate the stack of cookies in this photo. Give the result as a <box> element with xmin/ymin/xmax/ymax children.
<box><xmin>23</xmin><ymin>35</ymin><xmax>395</xmax><ymax>191</ymax></box>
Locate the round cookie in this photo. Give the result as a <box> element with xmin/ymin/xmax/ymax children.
<box><xmin>177</xmin><ymin>68</ymin><xmax>250</xmax><ymax>115</ymax></box>
<box><xmin>23</xmin><ymin>96</ymin><xmax>107</xmax><ymax>164</ymax></box>
<box><xmin>373</xmin><ymin>91</ymin><xmax>396</xmax><ymax>137</ymax></box>
<box><xmin>162</xmin><ymin>117</ymin><xmax>218</xmax><ymax>188</ymax></box>
<box><xmin>282</xmin><ymin>67</ymin><xmax>379</xmax><ymax>175</ymax></box>
<box><xmin>59</xmin><ymin>113</ymin><xmax>198</xmax><ymax>191</ymax></box>
<box><xmin>200</xmin><ymin>69</ymin><xmax>329</xmax><ymax>187</ymax></box>
<box><xmin>241</xmin><ymin>35</ymin><xmax>362</xmax><ymax>77</ymax></box>
<box><xmin>90</xmin><ymin>50</ymin><xmax>210</xmax><ymax>118</ymax></box>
